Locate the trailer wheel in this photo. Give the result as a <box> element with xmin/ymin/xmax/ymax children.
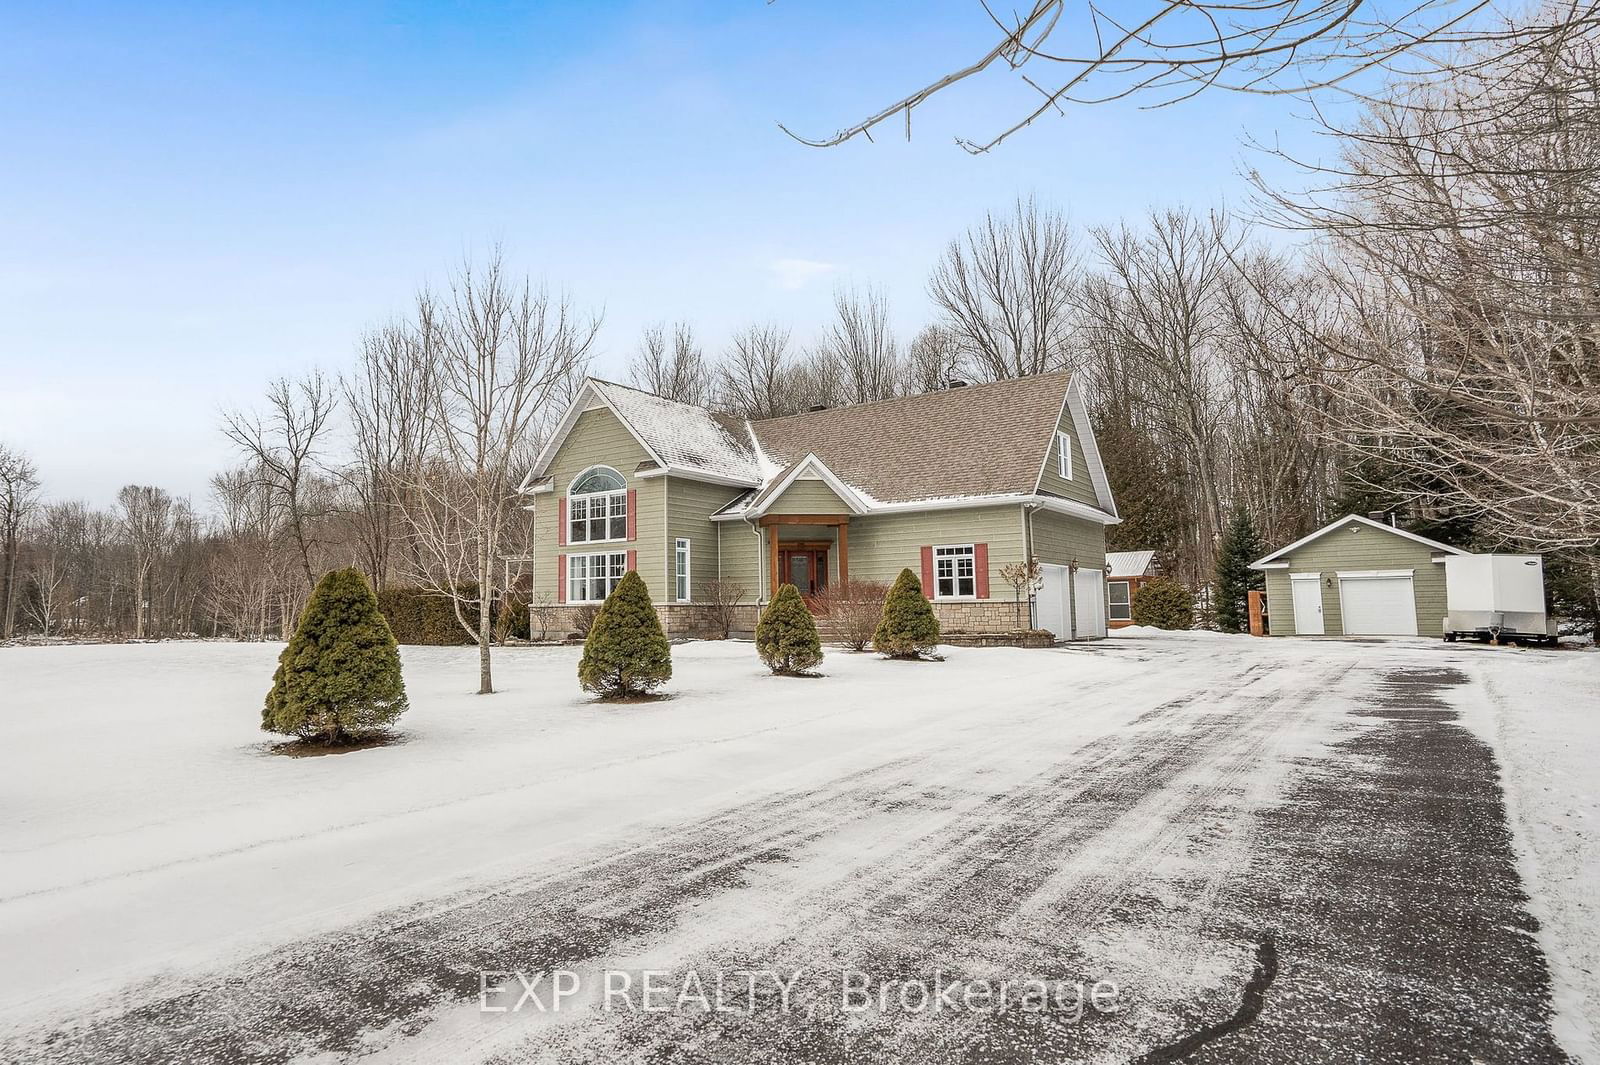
<box><xmin>1444</xmin><ymin>632</ymin><xmax>1457</xmax><ymax>642</ymax></box>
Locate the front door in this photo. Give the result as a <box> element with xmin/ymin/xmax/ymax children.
<box><xmin>779</xmin><ymin>548</ymin><xmax>828</xmax><ymax>596</ymax></box>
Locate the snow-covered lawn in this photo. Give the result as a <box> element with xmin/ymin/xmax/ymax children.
<box><xmin>1458</xmin><ymin>648</ymin><xmax>1600</xmax><ymax>1060</ymax></box>
<box><xmin>1</xmin><ymin>634</ymin><xmax>1595</xmax><ymax>1063</ymax></box>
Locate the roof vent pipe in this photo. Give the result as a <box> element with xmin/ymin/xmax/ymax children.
<box><xmin>807</xmin><ymin>403</ymin><xmax>828</xmax><ymax>412</ymax></box>
<box><xmin>946</xmin><ymin>378</ymin><xmax>968</xmax><ymax>389</ymax></box>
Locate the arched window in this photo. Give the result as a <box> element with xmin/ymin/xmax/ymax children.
<box><xmin>571</xmin><ymin>467</ymin><xmax>624</xmax><ymax>495</ymax></box>
<box><xmin>568</xmin><ymin>466</ymin><xmax>627</xmax><ymax>543</ymax></box>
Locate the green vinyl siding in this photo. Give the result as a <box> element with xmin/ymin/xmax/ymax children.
<box><xmin>531</xmin><ymin>406</ymin><xmax>667</xmax><ymax>601</ymax></box>
<box><xmin>766</xmin><ymin>478</ymin><xmax>852</xmax><ymax>515</ymax></box>
<box><xmin>1036</xmin><ymin>410</ymin><xmax>1100</xmax><ymax>508</ymax></box>
<box><xmin>1028</xmin><ymin>509</ymin><xmax>1107</xmax><ymax>569</ymax></box>
<box><xmin>1261</xmin><ymin>519</ymin><xmax>1449</xmax><ymax>636</ymax></box>
<box><xmin>846</xmin><ymin>505</ymin><xmax>1025</xmax><ymax>597</ymax></box>
<box><xmin>665</xmin><ymin>476</ymin><xmax>748</xmax><ymax>602</ymax></box>
<box><xmin>717</xmin><ymin>519</ymin><xmax>764</xmax><ymax>602</ymax></box>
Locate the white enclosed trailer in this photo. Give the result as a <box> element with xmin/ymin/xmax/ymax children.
<box><xmin>1443</xmin><ymin>554</ymin><xmax>1556</xmax><ymax>645</ymax></box>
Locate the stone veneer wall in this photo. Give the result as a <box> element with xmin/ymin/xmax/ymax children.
<box><xmin>535</xmin><ymin>600</ymin><xmax>1061</xmax><ymax>641</ymax></box>
<box><xmin>930</xmin><ymin>600</ymin><xmax>1037</xmax><ymax>633</ymax></box>
<box><xmin>536</xmin><ymin>604</ymin><xmax>760</xmax><ymax>641</ymax></box>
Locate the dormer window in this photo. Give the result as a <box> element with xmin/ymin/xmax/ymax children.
<box><xmin>568</xmin><ymin>466</ymin><xmax>627</xmax><ymax>543</ymax></box>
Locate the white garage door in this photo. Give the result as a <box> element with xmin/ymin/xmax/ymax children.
<box><xmin>1074</xmin><ymin>568</ymin><xmax>1107</xmax><ymax>639</ymax></box>
<box><xmin>1037</xmin><ymin>564</ymin><xmax>1070</xmax><ymax>640</ymax></box>
<box><xmin>1338</xmin><ymin>573</ymin><xmax>1417</xmax><ymax>636</ymax></box>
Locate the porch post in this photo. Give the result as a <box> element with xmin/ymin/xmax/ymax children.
<box><xmin>767</xmin><ymin>524</ymin><xmax>779</xmax><ymax>601</ymax></box>
<box><xmin>836</xmin><ymin>520</ymin><xmax>849</xmax><ymax>584</ymax></box>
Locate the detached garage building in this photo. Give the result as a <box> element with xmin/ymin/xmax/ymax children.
<box><xmin>1251</xmin><ymin>515</ymin><xmax>1465</xmax><ymax>637</ymax></box>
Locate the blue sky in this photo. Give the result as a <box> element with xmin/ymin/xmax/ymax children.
<box><xmin>0</xmin><ymin>1</ymin><xmax>1331</xmax><ymax>504</ymax></box>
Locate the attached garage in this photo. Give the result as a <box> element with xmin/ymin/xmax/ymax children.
<box><xmin>1251</xmin><ymin>515</ymin><xmax>1465</xmax><ymax>637</ymax></box>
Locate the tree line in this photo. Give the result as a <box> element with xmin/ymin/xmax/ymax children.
<box><xmin>3</xmin><ymin>17</ymin><xmax>1597</xmax><ymax>664</ymax></box>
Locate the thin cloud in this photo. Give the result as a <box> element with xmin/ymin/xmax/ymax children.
<box><xmin>768</xmin><ymin>258</ymin><xmax>838</xmax><ymax>291</ymax></box>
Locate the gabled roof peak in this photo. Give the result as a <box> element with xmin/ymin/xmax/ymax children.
<box><xmin>1250</xmin><ymin>513</ymin><xmax>1467</xmax><ymax>568</ymax></box>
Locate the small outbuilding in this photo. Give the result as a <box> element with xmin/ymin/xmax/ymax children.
<box><xmin>1250</xmin><ymin>514</ymin><xmax>1466</xmax><ymax>637</ymax></box>
<box><xmin>1105</xmin><ymin>550</ymin><xmax>1160</xmax><ymax>628</ymax></box>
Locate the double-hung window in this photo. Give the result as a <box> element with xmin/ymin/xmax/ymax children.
<box><xmin>1108</xmin><ymin>580</ymin><xmax>1132</xmax><ymax>622</ymax></box>
<box><xmin>934</xmin><ymin>544</ymin><xmax>977</xmax><ymax>599</ymax></box>
<box><xmin>568</xmin><ymin>467</ymin><xmax>627</xmax><ymax>543</ymax></box>
<box><xmin>568</xmin><ymin>552</ymin><xmax>627</xmax><ymax>603</ymax></box>
<box><xmin>675</xmin><ymin>538</ymin><xmax>691</xmax><ymax>601</ymax></box>
<box><xmin>1056</xmin><ymin>431</ymin><xmax>1073</xmax><ymax>480</ymax></box>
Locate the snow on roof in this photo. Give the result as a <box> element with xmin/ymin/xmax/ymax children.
<box><xmin>589</xmin><ymin>380</ymin><xmax>763</xmax><ymax>484</ymax></box>
<box><xmin>1106</xmin><ymin>550</ymin><xmax>1156</xmax><ymax>577</ymax></box>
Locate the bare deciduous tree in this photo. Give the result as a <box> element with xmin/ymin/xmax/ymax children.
<box><xmin>398</xmin><ymin>252</ymin><xmax>600</xmax><ymax>694</ymax></box>
<box><xmin>629</xmin><ymin>321</ymin><xmax>712</xmax><ymax>405</ymax></box>
<box><xmin>224</xmin><ymin>372</ymin><xmax>338</xmax><ymax>591</ymax></box>
<box><xmin>717</xmin><ymin>323</ymin><xmax>797</xmax><ymax>418</ymax></box>
<box><xmin>780</xmin><ymin>1</ymin><xmax>1600</xmax><ymax>153</ymax></box>
<box><xmin>1082</xmin><ymin>208</ymin><xmax>1236</xmax><ymax>575</ymax></box>
<box><xmin>116</xmin><ymin>485</ymin><xmax>177</xmax><ymax>639</ymax></box>
<box><xmin>1250</xmin><ymin>26</ymin><xmax>1600</xmax><ymax>555</ymax></box>
<box><xmin>930</xmin><ymin>198</ymin><xmax>1080</xmax><ymax>380</ymax></box>
<box><xmin>23</xmin><ymin>503</ymin><xmax>80</xmax><ymax>637</ymax></box>
<box><xmin>814</xmin><ymin>285</ymin><xmax>901</xmax><ymax>404</ymax></box>
<box><xmin>901</xmin><ymin>324</ymin><xmax>965</xmax><ymax>394</ymax></box>
<box><xmin>343</xmin><ymin>323</ymin><xmax>433</xmax><ymax>591</ymax></box>
<box><xmin>0</xmin><ymin>444</ymin><xmax>41</xmax><ymax>639</ymax></box>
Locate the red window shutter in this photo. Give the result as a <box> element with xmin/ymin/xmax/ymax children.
<box><xmin>557</xmin><ymin>554</ymin><xmax>566</xmax><ymax>604</ymax></box>
<box><xmin>626</xmin><ymin>549</ymin><xmax>637</xmax><ymax>574</ymax></box>
<box><xmin>626</xmin><ymin>489</ymin><xmax>637</xmax><ymax>540</ymax></box>
<box><xmin>557</xmin><ymin>498</ymin><xmax>567</xmax><ymax>546</ymax></box>
<box><xmin>974</xmin><ymin>543</ymin><xmax>990</xmax><ymax>599</ymax></box>
<box><xmin>920</xmin><ymin>545</ymin><xmax>935</xmax><ymax>599</ymax></box>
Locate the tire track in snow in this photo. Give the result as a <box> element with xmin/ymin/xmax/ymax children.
<box><xmin>1</xmin><ymin>644</ymin><xmax>1352</xmax><ymax>1065</ymax></box>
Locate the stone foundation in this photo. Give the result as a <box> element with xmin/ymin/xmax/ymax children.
<box><xmin>533</xmin><ymin>598</ymin><xmax>1072</xmax><ymax>642</ymax></box>
<box><xmin>532</xmin><ymin>604</ymin><xmax>761</xmax><ymax>641</ymax></box>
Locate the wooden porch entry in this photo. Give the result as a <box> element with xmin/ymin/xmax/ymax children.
<box><xmin>760</xmin><ymin>513</ymin><xmax>850</xmax><ymax>600</ymax></box>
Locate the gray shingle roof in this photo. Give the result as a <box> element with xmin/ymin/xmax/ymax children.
<box><xmin>747</xmin><ymin>373</ymin><xmax>1073</xmax><ymax>505</ymax></box>
<box><xmin>558</xmin><ymin>373</ymin><xmax>1091</xmax><ymax>511</ymax></box>
<box><xmin>590</xmin><ymin>380</ymin><xmax>764</xmax><ymax>483</ymax></box>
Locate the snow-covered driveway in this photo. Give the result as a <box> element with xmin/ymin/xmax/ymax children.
<box><xmin>0</xmin><ymin>635</ymin><xmax>1593</xmax><ymax>1063</ymax></box>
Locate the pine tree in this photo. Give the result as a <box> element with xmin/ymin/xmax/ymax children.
<box><xmin>873</xmin><ymin>567</ymin><xmax>942</xmax><ymax>659</ymax></box>
<box><xmin>263</xmin><ymin>568</ymin><xmax>409</xmax><ymax>744</ymax></box>
<box><xmin>578</xmin><ymin>570</ymin><xmax>672</xmax><ymax>698</ymax></box>
<box><xmin>1215</xmin><ymin>510</ymin><xmax>1267</xmax><ymax>633</ymax></box>
<box><xmin>756</xmin><ymin>583</ymin><xmax>824</xmax><ymax>675</ymax></box>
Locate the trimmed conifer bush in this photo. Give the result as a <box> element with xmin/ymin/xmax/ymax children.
<box><xmin>578</xmin><ymin>571</ymin><xmax>672</xmax><ymax>698</ymax></box>
<box><xmin>1131</xmin><ymin>577</ymin><xmax>1194</xmax><ymax>630</ymax></box>
<box><xmin>756</xmin><ymin>583</ymin><xmax>824</xmax><ymax>675</ymax></box>
<box><xmin>873</xmin><ymin>567</ymin><xmax>942</xmax><ymax>659</ymax></box>
<box><xmin>263</xmin><ymin>568</ymin><xmax>409</xmax><ymax>744</ymax></box>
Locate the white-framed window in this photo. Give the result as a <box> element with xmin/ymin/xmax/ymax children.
<box><xmin>1108</xmin><ymin>580</ymin><xmax>1132</xmax><ymax>622</ymax></box>
<box><xmin>934</xmin><ymin>544</ymin><xmax>977</xmax><ymax>599</ymax></box>
<box><xmin>568</xmin><ymin>551</ymin><xmax>627</xmax><ymax>603</ymax></box>
<box><xmin>568</xmin><ymin>466</ymin><xmax>627</xmax><ymax>543</ymax></box>
<box><xmin>1056</xmin><ymin>431</ymin><xmax>1073</xmax><ymax>480</ymax></box>
<box><xmin>675</xmin><ymin>538</ymin><xmax>691</xmax><ymax>601</ymax></box>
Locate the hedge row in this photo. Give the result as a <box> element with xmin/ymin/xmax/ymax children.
<box><xmin>375</xmin><ymin>585</ymin><xmax>483</xmax><ymax>645</ymax></box>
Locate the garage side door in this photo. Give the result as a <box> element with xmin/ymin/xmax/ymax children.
<box><xmin>1338</xmin><ymin>574</ymin><xmax>1417</xmax><ymax>636</ymax></box>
